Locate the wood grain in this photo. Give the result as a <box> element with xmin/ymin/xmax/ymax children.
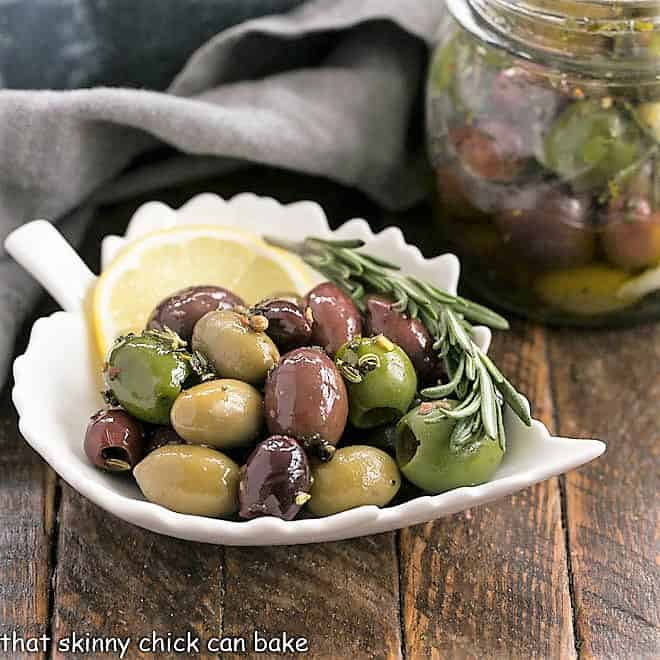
<box><xmin>399</xmin><ymin>322</ymin><xmax>576</xmax><ymax>659</ymax></box>
<box><xmin>223</xmin><ymin>534</ymin><xmax>402</xmax><ymax>660</ymax></box>
<box><xmin>548</xmin><ymin>324</ymin><xmax>660</xmax><ymax>659</ymax></box>
<box><xmin>50</xmin><ymin>484</ymin><xmax>223</xmax><ymax>660</ymax></box>
<box><xmin>0</xmin><ymin>385</ymin><xmax>54</xmax><ymax>660</ymax></box>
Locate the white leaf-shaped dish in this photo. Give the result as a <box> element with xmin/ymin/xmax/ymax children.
<box><xmin>6</xmin><ymin>193</ymin><xmax>605</xmax><ymax>545</ymax></box>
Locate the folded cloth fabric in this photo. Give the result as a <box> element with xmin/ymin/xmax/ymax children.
<box><xmin>0</xmin><ymin>0</ymin><xmax>444</xmax><ymax>386</ymax></box>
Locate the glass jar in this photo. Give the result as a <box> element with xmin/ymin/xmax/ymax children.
<box><xmin>427</xmin><ymin>0</ymin><xmax>660</xmax><ymax>326</ymax></box>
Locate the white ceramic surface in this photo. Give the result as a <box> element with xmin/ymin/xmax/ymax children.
<box><xmin>6</xmin><ymin>193</ymin><xmax>605</xmax><ymax>545</ymax></box>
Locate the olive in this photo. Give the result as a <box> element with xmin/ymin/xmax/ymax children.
<box><xmin>335</xmin><ymin>336</ymin><xmax>417</xmax><ymax>429</ymax></box>
<box><xmin>84</xmin><ymin>409</ymin><xmax>145</xmax><ymax>472</ymax></box>
<box><xmin>104</xmin><ymin>332</ymin><xmax>192</xmax><ymax>425</ymax></box>
<box><xmin>251</xmin><ymin>298</ymin><xmax>312</xmax><ymax>352</ymax></box>
<box><xmin>146</xmin><ymin>426</ymin><xmax>186</xmax><ymax>453</ymax></box>
<box><xmin>364</xmin><ymin>294</ymin><xmax>439</xmax><ymax>383</ymax></box>
<box><xmin>534</xmin><ymin>265</ymin><xmax>636</xmax><ymax>316</ymax></box>
<box><xmin>146</xmin><ymin>285</ymin><xmax>244</xmax><ymax>343</ymax></box>
<box><xmin>134</xmin><ymin>445</ymin><xmax>240</xmax><ymax>517</ymax></box>
<box><xmin>239</xmin><ymin>435</ymin><xmax>311</xmax><ymax>521</ymax></box>
<box><xmin>637</xmin><ymin>102</ymin><xmax>660</xmax><ymax>141</ymax></box>
<box><xmin>170</xmin><ymin>379</ymin><xmax>263</xmax><ymax>449</ymax></box>
<box><xmin>395</xmin><ymin>403</ymin><xmax>504</xmax><ymax>493</ymax></box>
<box><xmin>305</xmin><ymin>282</ymin><xmax>362</xmax><ymax>356</ymax></box>
<box><xmin>494</xmin><ymin>187</ymin><xmax>595</xmax><ymax>269</ymax></box>
<box><xmin>602</xmin><ymin>195</ymin><xmax>660</xmax><ymax>270</ymax></box>
<box><xmin>264</xmin><ymin>346</ymin><xmax>348</xmax><ymax>445</ymax></box>
<box><xmin>543</xmin><ymin>101</ymin><xmax>644</xmax><ymax>190</ymax></box>
<box><xmin>448</xmin><ymin>120</ymin><xmax>526</xmax><ymax>182</ymax></box>
<box><xmin>306</xmin><ymin>446</ymin><xmax>401</xmax><ymax>516</ymax></box>
<box><xmin>192</xmin><ymin>309</ymin><xmax>279</xmax><ymax>385</ymax></box>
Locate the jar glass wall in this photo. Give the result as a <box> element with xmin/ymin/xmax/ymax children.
<box><xmin>427</xmin><ymin>0</ymin><xmax>660</xmax><ymax>326</ymax></box>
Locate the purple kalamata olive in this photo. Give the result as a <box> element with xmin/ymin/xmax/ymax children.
<box><xmin>146</xmin><ymin>426</ymin><xmax>186</xmax><ymax>453</ymax></box>
<box><xmin>84</xmin><ymin>409</ymin><xmax>145</xmax><ymax>472</ymax></box>
<box><xmin>305</xmin><ymin>282</ymin><xmax>362</xmax><ymax>355</ymax></box>
<box><xmin>251</xmin><ymin>297</ymin><xmax>313</xmax><ymax>352</ymax></box>
<box><xmin>448</xmin><ymin>120</ymin><xmax>526</xmax><ymax>182</ymax></box>
<box><xmin>495</xmin><ymin>187</ymin><xmax>595</xmax><ymax>270</ymax></box>
<box><xmin>264</xmin><ymin>347</ymin><xmax>348</xmax><ymax>446</ymax></box>
<box><xmin>602</xmin><ymin>195</ymin><xmax>660</xmax><ymax>270</ymax></box>
<box><xmin>146</xmin><ymin>285</ymin><xmax>244</xmax><ymax>343</ymax></box>
<box><xmin>239</xmin><ymin>435</ymin><xmax>311</xmax><ymax>520</ymax></box>
<box><xmin>363</xmin><ymin>294</ymin><xmax>439</xmax><ymax>384</ymax></box>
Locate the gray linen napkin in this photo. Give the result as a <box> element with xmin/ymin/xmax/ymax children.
<box><xmin>0</xmin><ymin>0</ymin><xmax>444</xmax><ymax>385</ymax></box>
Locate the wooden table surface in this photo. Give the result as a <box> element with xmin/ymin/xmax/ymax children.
<box><xmin>1</xmin><ymin>168</ymin><xmax>658</xmax><ymax>660</ymax></box>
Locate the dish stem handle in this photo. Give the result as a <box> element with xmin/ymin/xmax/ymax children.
<box><xmin>4</xmin><ymin>220</ymin><xmax>96</xmax><ymax>314</ymax></box>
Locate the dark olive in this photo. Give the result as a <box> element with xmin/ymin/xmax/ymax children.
<box><xmin>264</xmin><ymin>347</ymin><xmax>348</xmax><ymax>446</ymax></box>
<box><xmin>146</xmin><ymin>426</ymin><xmax>186</xmax><ymax>453</ymax></box>
<box><xmin>364</xmin><ymin>294</ymin><xmax>439</xmax><ymax>383</ymax></box>
<box><xmin>239</xmin><ymin>435</ymin><xmax>311</xmax><ymax>520</ymax></box>
<box><xmin>448</xmin><ymin>120</ymin><xmax>526</xmax><ymax>182</ymax></box>
<box><xmin>84</xmin><ymin>409</ymin><xmax>145</xmax><ymax>472</ymax></box>
<box><xmin>603</xmin><ymin>195</ymin><xmax>660</xmax><ymax>270</ymax></box>
<box><xmin>146</xmin><ymin>285</ymin><xmax>244</xmax><ymax>343</ymax></box>
<box><xmin>251</xmin><ymin>298</ymin><xmax>313</xmax><ymax>352</ymax></box>
<box><xmin>305</xmin><ymin>282</ymin><xmax>362</xmax><ymax>356</ymax></box>
<box><xmin>495</xmin><ymin>187</ymin><xmax>595</xmax><ymax>269</ymax></box>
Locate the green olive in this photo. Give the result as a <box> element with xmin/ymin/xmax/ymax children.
<box><xmin>395</xmin><ymin>404</ymin><xmax>504</xmax><ymax>493</ymax></box>
<box><xmin>192</xmin><ymin>310</ymin><xmax>279</xmax><ymax>385</ymax></box>
<box><xmin>134</xmin><ymin>445</ymin><xmax>239</xmax><ymax>517</ymax></box>
<box><xmin>637</xmin><ymin>102</ymin><xmax>660</xmax><ymax>142</ymax></box>
<box><xmin>104</xmin><ymin>333</ymin><xmax>191</xmax><ymax>425</ymax></box>
<box><xmin>534</xmin><ymin>265</ymin><xmax>637</xmax><ymax>316</ymax></box>
<box><xmin>335</xmin><ymin>336</ymin><xmax>417</xmax><ymax>429</ymax></box>
<box><xmin>170</xmin><ymin>379</ymin><xmax>263</xmax><ymax>449</ymax></box>
<box><xmin>307</xmin><ymin>445</ymin><xmax>401</xmax><ymax>516</ymax></box>
<box><xmin>543</xmin><ymin>101</ymin><xmax>643</xmax><ymax>190</ymax></box>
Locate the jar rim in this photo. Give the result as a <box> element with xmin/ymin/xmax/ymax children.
<box><xmin>448</xmin><ymin>0</ymin><xmax>660</xmax><ymax>81</ymax></box>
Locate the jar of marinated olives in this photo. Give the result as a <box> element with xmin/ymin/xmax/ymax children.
<box><xmin>427</xmin><ymin>0</ymin><xmax>660</xmax><ymax>325</ymax></box>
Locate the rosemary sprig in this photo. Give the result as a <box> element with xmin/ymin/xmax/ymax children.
<box><xmin>265</xmin><ymin>235</ymin><xmax>532</xmax><ymax>451</ymax></box>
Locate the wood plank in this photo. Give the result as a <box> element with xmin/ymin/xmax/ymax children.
<box><xmin>399</xmin><ymin>322</ymin><xmax>576</xmax><ymax>659</ymax></box>
<box><xmin>51</xmin><ymin>484</ymin><xmax>223</xmax><ymax>660</ymax></box>
<box><xmin>548</xmin><ymin>324</ymin><xmax>660</xmax><ymax>659</ymax></box>
<box><xmin>223</xmin><ymin>534</ymin><xmax>402</xmax><ymax>659</ymax></box>
<box><xmin>0</xmin><ymin>384</ymin><xmax>54</xmax><ymax>660</ymax></box>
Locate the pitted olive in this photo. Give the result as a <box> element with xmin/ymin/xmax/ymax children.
<box><xmin>395</xmin><ymin>404</ymin><xmax>504</xmax><ymax>493</ymax></box>
<box><xmin>305</xmin><ymin>282</ymin><xmax>362</xmax><ymax>355</ymax></box>
<box><xmin>192</xmin><ymin>309</ymin><xmax>280</xmax><ymax>385</ymax></box>
<box><xmin>134</xmin><ymin>445</ymin><xmax>240</xmax><ymax>517</ymax></box>
<box><xmin>84</xmin><ymin>409</ymin><xmax>145</xmax><ymax>472</ymax></box>
<box><xmin>307</xmin><ymin>445</ymin><xmax>401</xmax><ymax>516</ymax></box>
<box><xmin>147</xmin><ymin>285</ymin><xmax>244</xmax><ymax>343</ymax></box>
<box><xmin>239</xmin><ymin>435</ymin><xmax>311</xmax><ymax>520</ymax></box>
<box><xmin>264</xmin><ymin>346</ymin><xmax>348</xmax><ymax>445</ymax></box>
<box><xmin>170</xmin><ymin>379</ymin><xmax>263</xmax><ymax>449</ymax></box>
<box><xmin>335</xmin><ymin>336</ymin><xmax>417</xmax><ymax>429</ymax></box>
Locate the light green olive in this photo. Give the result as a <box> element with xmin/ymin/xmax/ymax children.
<box><xmin>134</xmin><ymin>445</ymin><xmax>240</xmax><ymax>517</ymax></box>
<box><xmin>395</xmin><ymin>405</ymin><xmax>503</xmax><ymax>493</ymax></box>
<box><xmin>170</xmin><ymin>379</ymin><xmax>263</xmax><ymax>449</ymax></box>
<box><xmin>192</xmin><ymin>310</ymin><xmax>279</xmax><ymax>385</ymax></box>
<box><xmin>307</xmin><ymin>445</ymin><xmax>401</xmax><ymax>516</ymax></box>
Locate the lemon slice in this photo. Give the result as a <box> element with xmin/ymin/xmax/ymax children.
<box><xmin>93</xmin><ymin>225</ymin><xmax>318</xmax><ymax>356</ymax></box>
